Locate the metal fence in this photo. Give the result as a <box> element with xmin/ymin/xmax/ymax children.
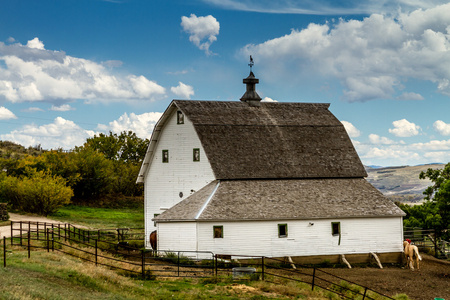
<box><xmin>404</xmin><ymin>228</ymin><xmax>449</xmax><ymax>258</ymax></box>
<box><xmin>2</xmin><ymin>221</ymin><xmax>399</xmax><ymax>299</ymax></box>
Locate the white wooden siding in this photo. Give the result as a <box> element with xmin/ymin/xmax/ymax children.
<box><xmin>157</xmin><ymin>217</ymin><xmax>403</xmax><ymax>258</ymax></box>
<box><xmin>157</xmin><ymin>222</ymin><xmax>198</xmax><ymax>252</ymax></box>
<box><xmin>144</xmin><ymin>110</ymin><xmax>215</xmax><ymax>247</ymax></box>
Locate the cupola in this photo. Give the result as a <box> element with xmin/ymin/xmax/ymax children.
<box><xmin>240</xmin><ymin>56</ymin><xmax>262</xmax><ymax>106</ymax></box>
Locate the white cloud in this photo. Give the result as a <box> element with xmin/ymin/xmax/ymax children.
<box><xmin>396</xmin><ymin>92</ymin><xmax>424</xmax><ymax>101</ymax></box>
<box><xmin>433</xmin><ymin>120</ymin><xmax>450</xmax><ymax>136</ymax></box>
<box><xmin>410</xmin><ymin>139</ymin><xmax>450</xmax><ymax>151</ymax></box>
<box><xmin>50</xmin><ymin>104</ymin><xmax>74</xmax><ymax>112</ymax></box>
<box><xmin>203</xmin><ymin>0</ymin><xmax>449</xmax><ymax>15</ymax></box>
<box><xmin>368</xmin><ymin>134</ymin><xmax>395</xmax><ymax>145</ymax></box>
<box><xmin>181</xmin><ymin>14</ymin><xmax>220</xmax><ymax>55</ymax></box>
<box><xmin>26</xmin><ymin>37</ymin><xmax>45</xmax><ymax>50</ymax></box>
<box><xmin>261</xmin><ymin>97</ymin><xmax>277</xmax><ymax>102</ymax></box>
<box><xmin>97</xmin><ymin>112</ymin><xmax>163</xmax><ymax>140</ymax></box>
<box><xmin>389</xmin><ymin>119</ymin><xmax>420</xmax><ymax>137</ymax></box>
<box><xmin>341</xmin><ymin>121</ymin><xmax>360</xmax><ymax>138</ymax></box>
<box><xmin>0</xmin><ymin>117</ymin><xmax>95</xmax><ymax>150</ymax></box>
<box><xmin>171</xmin><ymin>82</ymin><xmax>194</xmax><ymax>99</ymax></box>
<box><xmin>241</xmin><ymin>4</ymin><xmax>450</xmax><ymax>102</ymax></box>
<box><xmin>0</xmin><ymin>107</ymin><xmax>16</xmax><ymax>120</ymax></box>
<box><xmin>0</xmin><ymin>38</ymin><xmax>166</xmax><ymax>103</ymax></box>
<box><xmin>23</xmin><ymin>107</ymin><xmax>44</xmax><ymax>112</ymax></box>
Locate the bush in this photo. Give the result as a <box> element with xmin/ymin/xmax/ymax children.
<box><xmin>0</xmin><ymin>169</ymin><xmax>72</xmax><ymax>216</ymax></box>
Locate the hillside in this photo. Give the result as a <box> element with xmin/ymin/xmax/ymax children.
<box><xmin>365</xmin><ymin>164</ymin><xmax>444</xmax><ymax>203</ymax></box>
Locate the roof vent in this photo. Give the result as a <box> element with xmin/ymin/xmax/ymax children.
<box><xmin>240</xmin><ymin>56</ymin><xmax>262</xmax><ymax>106</ymax></box>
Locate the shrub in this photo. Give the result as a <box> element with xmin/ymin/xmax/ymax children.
<box><xmin>0</xmin><ymin>169</ymin><xmax>72</xmax><ymax>216</ymax></box>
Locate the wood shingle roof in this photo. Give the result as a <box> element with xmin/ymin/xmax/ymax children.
<box><xmin>174</xmin><ymin>100</ymin><xmax>367</xmax><ymax>180</ymax></box>
<box><xmin>154</xmin><ymin>178</ymin><xmax>406</xmax><ymax>222</ymax></box>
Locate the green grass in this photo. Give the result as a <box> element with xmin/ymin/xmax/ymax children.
<box><xmin>49</xmin><ymin>205</ymin><xmax>144</xmax><ymax>229</ymax></box>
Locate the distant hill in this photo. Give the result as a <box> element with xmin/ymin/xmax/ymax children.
<box><xmin>0</xmin><ymin>140</ymin><xmax>43</xmax><ymax>159</ymax></box>
<box><xmin>365</xmin><ymin>164</ymin><xmax>445</xmax><ymax>203</ymax></box>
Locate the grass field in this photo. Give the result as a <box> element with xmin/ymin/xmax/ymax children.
<box><xmin>1</xmin><ymin>206</ymin><xmax>410</xmax><ymax>300</ymax></box>
<box><xmin>49</xmin><ymin>205</ymin><xmax>144</xmax><ymax>229</ymax></box>
<box><xmin>0</xmin><ymin>246</ymin><xmax>350</xmax><ymax>300</ymax></box>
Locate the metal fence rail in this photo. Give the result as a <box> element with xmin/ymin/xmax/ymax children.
<box><xmin>3</xmin><ymin>221</ymin><xmax>414</xmax><ymax>299</ymax></box>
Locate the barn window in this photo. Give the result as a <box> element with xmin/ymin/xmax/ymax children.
<box><xmin>177</xmin><ymin>111</ymin><xmax>184</xmax><ymax>124</ymax></box>
<box><xmin>331</xmin><ymin>222</ymin><xmax>340</xmax><ymax>236</ymax></box>
<box><xmin>332</xmin><ymin>222</ymin><xmax>341</xmax><ymax>245</ymax></box>
<box><xmin>193</xmin><ymin>148</ymin><xmax>200</xmax><ymax>162</ymax></box>
<box><xmin>278</xmin><ymin>224</ymin><xmax>288</xmax><ymax>238</ymax></box>
<box><xmin>162</xmin><ymin>150</ymin><xmax>169</xmax><ymax>163</ymax></box>
<box><xmin>213</xmin><ymin>226</ymin><xmax>223</xmax><ymax>238</ymax></box>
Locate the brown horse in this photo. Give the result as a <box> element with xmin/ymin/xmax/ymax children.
<box><xmin>150</xmin><ymin>230</ymin><xmax>157</xmax><ymax>250</ymax></box>
<box><xmin>403</xmin><ymin>240</ymin><xmax>422</xmax><ymax>270</ymax></box>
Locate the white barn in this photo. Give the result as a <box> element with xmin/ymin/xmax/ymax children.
<box><xmin>137</xmin><ymin>71</ymin><xmax>406</xmax><ymax>263</ymax></box>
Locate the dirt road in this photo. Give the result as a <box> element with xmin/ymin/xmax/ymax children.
<box><xmin>0</xmin><ymin>213</ymin><xmax>66</xmax><ymax>238</ymax></box>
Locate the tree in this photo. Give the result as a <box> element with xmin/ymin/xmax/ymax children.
<box><xmin>82</xmin><ymin>131</ymin><xmax>149</xmax><ymax>163</ymax></box>
<box><xmin>419</xmin><ymin>162</ymin><xmax>450</xmax><ymax>238</ymax></box>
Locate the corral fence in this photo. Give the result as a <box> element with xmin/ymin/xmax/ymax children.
<box><xmin>2</xmin><ymin>221</ymin><xmax>398</xmax><ymax>299</ymax></box>
<box><xmin>404</xmin><ymin>228</ymin><xmax>449</xmax><ymax>258</ymax></box>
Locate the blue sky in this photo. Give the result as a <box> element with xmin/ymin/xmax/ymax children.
<box><xmin>1</xmin><ymin>0</ymin><xmax>450</xmax><ymax>167</ymax></box>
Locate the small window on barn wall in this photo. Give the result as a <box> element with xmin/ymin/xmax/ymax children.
<box><xmin>177</xmin><ymin>111</ymin><xmax>184</xmax><ymax>124</ymax></box>
<box><xmin>193</xmin><ymin>148</ymin><xmax>200</xmax><ymax>162</ymax></box>
<box><xmin>331</xmin><ymin>222</ymin><xmax>341</xmax><ymax>245</ymax></box>
<box><xmin>162</xmin><ymin>150</ymin><xmax>169</xmax><ymax>163</ymax></box>
<box><xmin>331</xmin><ymin>222</ymin><xmax>340</xmax><ymax>236</ymax></box>
<box><xmin>278</xmin><ymin>224</ymin><xmax>288</xmax><ymax>238</ymax></box>
<box><xmin>213</xmin><ymin>226</ymin><xmax>223</xmax><ymax>238</ymax></box>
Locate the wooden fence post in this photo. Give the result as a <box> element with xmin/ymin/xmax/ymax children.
<box><xmin>95</xmin><ymin>239</ymin><xmax>98</xmax><ymax>266</ymax></box>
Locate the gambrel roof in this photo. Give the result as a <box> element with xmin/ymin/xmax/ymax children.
<box><xmin>137</xmin><ymin>100</ymin><xmax>367</xmax><ymax>182</ymax></box>
<box><xmin>154</xmin><ymin>178</ymin><xmax>406</xmax><ymax>222</ymax></box>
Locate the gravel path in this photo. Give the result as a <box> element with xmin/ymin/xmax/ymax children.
<box><xmin>0</xmin><ymin>213</ymin><xmax>68</xmax><ymax>238</ymax></box>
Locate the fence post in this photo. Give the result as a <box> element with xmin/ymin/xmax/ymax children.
<box><xmin>37</xmin><ymin>222</ymin><xmax>39</xmax><ymax>240</ymax></box>
<box><xmin>47</xmin><ymin>229</ymin><xmax>50</xmax><ymax>252</ymax></box>
<box><xmin>434</xmin><ymin>229</ymin><xmax>438</xmax><ymax>258</ymax></box>
<box><xmin>19</xmin><ymin>222</ymin><xmax>22</xmax><ymax>246</ymax></box>
<box><xmin>215</xmin><ymin>254</ymin><xmax>218</xmax><ymax>277</ymax></box>
<box><xmin>10</xmin><ymin>221</ymin><xmax>13</xmax><ymax>245</ymax></box>
<box><xmin>311</xmin><ymin>267</ymin><xmax>316</xmax><ymax>291</ymax></box>
<box><xmin>177</xmin><ymin>252</ymin><xmax>180</xmax><ymax>277</ymax></box>
<box><xmin>141</xmin><ymin>249</ymin><xmax>145</xmax><ymax>280</ymax></box>
<box><xmin>362</xmin><ymin>287</ymin><xmax>367</xmax><ymax>300</ymax></box>
<box><xmin>4</xmin><ymin>236</ymin><xmax>6</xmax><ymax>267</ymax></box>
<box><xmin>95</xmin><ymin>239</ymin><xmax>98</xmax><ymax>266</ymax></box>
<box><xmin>27</xmin><ymin>230</ymin><xmax>31</xmax><ymax>258</ymax></box>
<box><xmin>261</xmin><ymin>256</ymin><xmax>265</xmax><ymax>281</ymax></box>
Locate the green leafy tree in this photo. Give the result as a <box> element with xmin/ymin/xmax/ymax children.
<box><xmin>82</xmin><ymin>131</ymin><xmax>149</xmax><ymax>163</ymax></box>
<box><xmin>419</xmin><ymin>162</ymin><xmax>450</xmax><ymax>238</ymax></box>
<box><xmin>71</xmin><ymin>148</ymin><xmax>114</xmax><ymax>201</ymax></box>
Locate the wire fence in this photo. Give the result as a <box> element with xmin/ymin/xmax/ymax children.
<box><xmin>1</xmin><ymin>221</ymin><xmax>401</xmax><ymax>299</ymax></box>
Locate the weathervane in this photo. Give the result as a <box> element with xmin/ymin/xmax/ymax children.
<box><xmin>248</xmin><ymin>55</ymin><xmax>254</xmax><ymax>71</ymax></box>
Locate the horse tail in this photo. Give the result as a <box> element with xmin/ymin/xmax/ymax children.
<box><xmin>414</xmin><ymin>246</ymin><xmax>422</xmax><ymax>261</ymax></box>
